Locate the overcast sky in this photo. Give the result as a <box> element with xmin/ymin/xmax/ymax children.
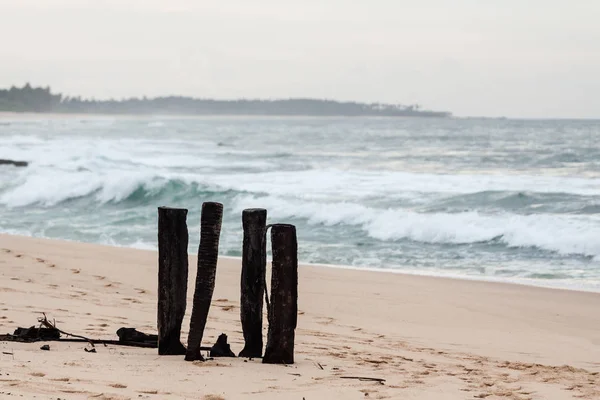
<box><xmin>1</xmin><ymin>0</ymin><xmax>598</xmax><ymax>118</ymax></box>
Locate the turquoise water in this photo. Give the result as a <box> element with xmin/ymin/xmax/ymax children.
<box><xmin>1</xmin><ymin>116</ymin><xmax>599</xmax><ymax>291</ymax></box>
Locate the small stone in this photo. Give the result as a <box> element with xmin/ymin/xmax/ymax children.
<box><xmin>40</xmin><ymin>345</ymin><xmax>50</xmax><ymax>351</ymax></box>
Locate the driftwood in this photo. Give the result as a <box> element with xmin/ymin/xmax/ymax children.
<box><xmin>157</xmin><ymin>206</ymin><xmax>189</xmax><ymax>355</ymax></box>
<box><xmin>185</xmin><ymin>202</ymin><xmax>223</xmax><ymax>361</ymax></box>
<box><xmin>0</xmin><ymin>333</ymin><xmax>159</xmax><ymax>348</ymax></box>
<box><xmin>12</xmin><ymin>326</ymin><xmax>60</xmax><ymax>341</ymax></box>
<box><xmin>340</xmin><ymin>376</ymin><xmax>386</xmax><ymax>383</ymax></box>
<box><xmin>209</xmin><ymin>333</ymin><xmax>236</xmax><ymax>357</ymax></box>
<box><xmin>0</xmin><ymin>159</ymin><xmax>28</xmax><ymax>167</ymax></box>
<box><xmin>239</xmin><ymin>208</ymin><xmax>267</xmax><ymax>358</ymax></box>
<box><xmin>0</xmin><ymin>315</ymin><xmax>177</xmax><ymax>350</ymax></box>
<box><xmin>263</xmin><ymin>224</ymin><xmax>298</xmax><ymax>365</ymax></box>
<box><xmin>38</xmin><ymin>313</ymin><xmax>93</xmax><ymax>344</ymax></box>
<box><xmin>117</xmin><ymin>328</ymin><xmax>157</xmax><ymax>346</ymax></box>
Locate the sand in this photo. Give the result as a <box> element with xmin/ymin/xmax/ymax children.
<box><xmin>0</xmin><ymin>234</ymin><xmax>599</xmax><ymax>400</ymax></box>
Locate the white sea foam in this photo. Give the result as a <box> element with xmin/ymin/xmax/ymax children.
<box><xmin>2</xmin><ymin>130</ymin><xmax>600</xmax><ymax>208</ymax></box>
<box><xmin>2</xmin><ymin>119</ymin><xmax>600</xmax><ymax>291</ymax></box>
<box><xmin>233</xmin><ymin>195</ymin><xmax>600</xmax><ymax>259</ymax></box>
<box><xmin>3</xmin><ymin>162</ymin><xmax>600</xmax><ymax>208</ymax></box>
<box><xmin>0</xmin><ymin>166</ymin><xmax>165</xmax><ymax>207</ymax></box>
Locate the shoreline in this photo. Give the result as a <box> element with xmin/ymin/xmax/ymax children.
<box><xmin>1</xmin><ymin>233</ymin><xmax>599</xmax><ymax>399</ymax></box>
<box><xmin>3</xmin><ymin>232</ymin><xmax>598</xmax><ymax>295</ymax></box>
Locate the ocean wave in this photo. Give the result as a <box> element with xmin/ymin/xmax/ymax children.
<box><xmin>207</xmin><ymin>169</ymin><xmax>600</xmax><ymax>198</ymax></box>
<box><xmin>0</xmin><ymin>171</ymin><xmax>228</xmax><ymax>207</ymax></box>
<box><xmin>233</xmin><ymin>195</ymin><xmax>600</xmax><ymax>259</ymax></box>
<box><xmin>2</xmin><ymin>164</ymin><xmax>600</xmax><ymax>213</ymax></box>
<box><xmin>422</xmin><ymin>190</ymin><xmax>594</xmax><ymax>214</ymax></box>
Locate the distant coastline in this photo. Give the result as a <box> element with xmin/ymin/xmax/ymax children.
<box><xmin>0</xmin><ymin>83</ymin><xmax>451</xmax><ymax>118</ymax></box>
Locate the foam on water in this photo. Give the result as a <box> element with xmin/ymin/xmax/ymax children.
<box><xmin>233</xmin><ymin>194</ymin><xmax>600</xmax><ymax>259</ymax></box>
<box><xmin>4</xmin><ymin>165</ymin><xmax>600</xmax><ymax>208</ymax></box>
<box><xmin>1</xmin><ymin>116</ymin><xmax>599</xmax><ymax>291</ymax></box>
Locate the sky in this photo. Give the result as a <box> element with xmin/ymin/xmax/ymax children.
<box><xmin>0</xmin><ymin>0</ymin><xmax>598</xmax><ymax>118</ymax></box>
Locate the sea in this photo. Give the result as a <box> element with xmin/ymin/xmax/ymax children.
<box><xmin>1</xmin><ymin>116</ymin><xmax>599</xmax><ymax>291</ymax></box>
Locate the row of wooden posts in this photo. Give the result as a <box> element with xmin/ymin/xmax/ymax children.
<box><xmin>157</xmin><ymin>203</ymin><xmax>298</xmax><ymax>364</ymax></box>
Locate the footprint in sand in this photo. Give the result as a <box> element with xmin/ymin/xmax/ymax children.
<box><xmin>90</xmin><ymin>394</ymin><xmax>131</xmax><ymax>400</ymax></box>
<box><xmin>108</xmin><ymin>383</ymin><xmax>128</xmax><ymax>389</ymax></box>
<box><xmin>317</xmin><ymin>316</ymin><xmax>335</xmax><ymax>325</ymax></box>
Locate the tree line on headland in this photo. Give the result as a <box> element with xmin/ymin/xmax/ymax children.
<box><xmin>0</xmin><ymin>83</ymin><xmax>451</xmax><ymax>117</ymax></box>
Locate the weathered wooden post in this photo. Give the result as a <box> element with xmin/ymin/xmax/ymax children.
<box><xmin>157</xmin><ymin>206</ymin><xmax>189</xmax><ymax>355</ymax></box>
<box><xmin>185</xmin><ymin>202</ymin><xmax>224</xmax><ymax>361</ymax></box>
<box><xmin>263</xmin><ymin>224</ymin><xmax>298</xmax><ymax>364</ymax></box>
<box><xmin>238</xmin><ymin>208</ymin><xmax>267</xmax><ymax>358</ymax></box>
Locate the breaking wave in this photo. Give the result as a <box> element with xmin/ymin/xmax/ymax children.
<box><xmin>233</xmin><ymin>195</ymin><xmax>600</xmax><ymax>260</ymax></box>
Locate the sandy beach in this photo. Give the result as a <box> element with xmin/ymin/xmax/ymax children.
<box><xmin>0</xmin><ymin>234</ymin><xmax>599</xmax><ymax>400</ymax></box>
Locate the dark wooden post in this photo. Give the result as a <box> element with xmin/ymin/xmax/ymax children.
<box><xmin>157</xmin><ymin>207</ymin><xmax>189</xmax><ymax>355</ymax></box>
<box><xmin>263</xmin><ymin>224</ymin><xmax>298</xmax><ymax>364</ymax></box>
<box><xmin>185</xmin><ymin>202</ymin><xmax>224</xmax><ymax>361</ymax></box>
<box><xmin>238</xmin><ymin>208</ymin><xmax>267</xmax><ymax>358</ymax></box>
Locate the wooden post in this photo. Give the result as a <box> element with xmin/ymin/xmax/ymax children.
<box><xmin>185</xmin><ymin>202</ymin><xmax>223</xmax><ymax>361</ymax></box>
<box><xmin>238</xmin><ymin>208</ymin><xmax>267</xmax><ymax>358</ymax></box>
<box><xmin>157</xmin><ymin>207</ymin><xmax>189</xmax><ymax>355</ymax></box>
<box><xmin>263</xmin><ymin>224</ymin><xmax>298</xmax><ymax>364</ymax></box>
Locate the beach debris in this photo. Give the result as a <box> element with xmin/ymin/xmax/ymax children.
<box><xmin>84</xmin><ymin>345</ymin><xmax>96</xmax><ymax>353</ymax></box>
<box><xmin>40</xmin><ymin>344</ymin><xmax>50</xmax><ymax>351</ymax></box>
<box><xmin>12</xmin><ymin>325</ymin><xmax>60</xmax><ymax>341</ymax></box>
<box><xmin>340</xmin><ymin>376</ymin><xmax>386</xmax><ymax>384</ymax></box>
<box><xmin>38</xmin><ymin>313</ymin><xmax>93</xmax><ymax>345</ymax></box>
<box><xmin>263</xmin><ymin>224</ymin><xmax>298</xmax><ymax>365</ymax></box>
<box><xmin>116</xmin><ymin>327</ymin><xmax>157</xmax><ymax>346</ymax></box>
<box><xmin>0</xmin><ymin>159</ymin><xmax>28</xmax><ymax>167</ymax></box>
<box><xmin>1</xmin><ymin>314</ymin><xmax>165</xmax><ymax>349</ymax></box>
<box><xmin>209</xmin><ymin>333</ymin><xmax>236</xmax><ymax>358</ymax></box>
<box><xmin>157</xmin><ymin>206</ymin><xmax>189</xmax><ymax>356</ymax></box>
<box><xmin>185</xmin><ymin>202</ymin><xmax>223</xmax><ymax>362</ymax></box>
<box><xmin>315</xmin><ymin>362</ymin><xmax>324</xmax><ymax>370</ymax></box>
<box><xmin>239</xmin><ymin>208</ymin><xmax>267</xmax><ymax>358</ymax></box>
